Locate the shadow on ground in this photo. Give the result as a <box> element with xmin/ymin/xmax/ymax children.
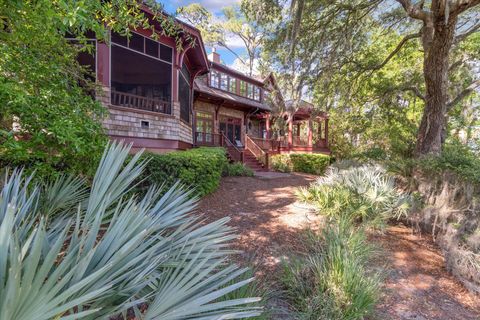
<box><xmin>197</xmin><ymin>174</ymin><xmax>480</xmax><ymax>320</ymax></box>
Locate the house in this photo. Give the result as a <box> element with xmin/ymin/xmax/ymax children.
<box><xmin>81</xmin><ymin>7</ymin><xmax>330</xmax><ymax>170</ymax></box>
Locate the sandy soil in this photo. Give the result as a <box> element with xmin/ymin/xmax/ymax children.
<box><xmin>197</xmin><ymin>174</ymin><xmax>480</xmax><ymax>320</ymax></box>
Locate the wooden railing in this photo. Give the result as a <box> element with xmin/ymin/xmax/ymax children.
<box><xmin>111</xmin><ymin>90</ymin><xmax>171</xmax><ymax>114</ymax></box>
<box><xmin>246</xmin><ymin>135</ymin><xmax>269</xmax><ymax>169</ymax></box>
<box><xmin>194</xmin><ymin>132</ymin><xmax>223</xmax><ymax>147</ymax></box>
<box><xmin>292</xmin><ymin>136</ymin><xmax>309</xmax><ymax>146</ymax></box>
<box><xmin>221</xmin><ymin>132</ymin><xmax>244</xmax><ymax>163</ymax></box>
<box><xmin>315</xmin><ymin>138</ymin><xmax>328</xmax><ymax>148</ymax></box>
<box><xmin>249</xmin><ymin>136</ymin><xmax>274</xmax><ymax>151</ymax></box>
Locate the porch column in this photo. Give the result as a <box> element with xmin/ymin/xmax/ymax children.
<box><xmin>325</xmin><ymin>118</ymin><xmax>329</xmax><ymax>147</ymax></box>
<box><xmin>265</xmin><ymin>114</ymin><xmax>271</xmax><ymax>139</ymax></box>
<box><xmin>307</xmin><ymin>119</ymin><xmax>313</xmax><ymax>147</ymax></box>
<box><xmin>288</xmin><ymin>115</ymin><xmax>293</xmax><ymax>147</ymax></box>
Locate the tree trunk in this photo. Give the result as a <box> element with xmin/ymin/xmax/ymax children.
<box><xmin>415</xmin><ymin>15</ymin><xmax>457</xmax><ymax>156</ymax></box>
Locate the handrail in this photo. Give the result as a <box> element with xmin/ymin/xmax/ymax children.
<box><xmin>246</xmin><ymin>134</ymin><xmax>269</xmax><ymax>169</ymax></box>
<box><xmin>249</xmin><ymin>136</ymin><xmax>274</xmax><ymax>151</ymax></box>
<box><xmin>221</xmin><ymin>132</ymin><xmax>244</xmax><ymax>163</ymax></box>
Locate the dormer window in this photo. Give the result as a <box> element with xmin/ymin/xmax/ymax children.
<box><xmin>210</xmin><ymin>71</ymin><xmax>220</xmax><ymax>88</ymax></box>
<box><xmin>220</xmin><ymin>73</ymin><xmax>228</xmax><ymax>91</ymax></box>
<box><xmin>247</xmin><ymin>83</ymin><xmax>254</xmax><ymax>99</ymax></box>
<box><xmin>254</xmin><ymin>86</ymin><xmax>261</xmax><ymax>101</ymax></box>
<box><xmin>229</xmin><ymin>78</ymin><xmax>236</xmax><ymax>93</ymax></box>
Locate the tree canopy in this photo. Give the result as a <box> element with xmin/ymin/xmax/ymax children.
<box><xmin>244</xmin><ymin>0</ymin><xmax>480</xmax><ymax>157</ymax></box>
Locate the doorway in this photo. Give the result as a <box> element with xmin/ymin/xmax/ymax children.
<box><xmin>219</xmin><ymin>117</ymin><xmax>242</xmax><ymax>144</ymax></box>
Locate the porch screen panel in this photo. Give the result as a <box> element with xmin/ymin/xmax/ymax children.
<box><xmin>111</xmin><ymin>45</ymin><xmax>172</xmax><ymax>113</ymax></box>
<box><xmin>179</xmin><ymin>64</ymin><xmax>191</xmax><ymax>123</ymax></box>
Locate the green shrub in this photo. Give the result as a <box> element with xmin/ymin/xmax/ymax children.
<box><xmin>0</xmin><ymin>143</ymin><xmax>261</xmax><ymax>319</ymax></box>
<box><xmin>416</xmin><ymin>143</ymin><xmax>480</xmax><ymax>184</ymax></box>
<box><xmin>271</xmin><ymin>154</ymin><xmax>331</xmax><ymax>175</ymax></box>
<box><xmin>139</xmin><ymin>147</ymin><xmax>228</xmax><ymax>197</ymax></box>
<box><xmin>270</xmin><ymin>154</ymin><xmax>292</xmax><ymax>173</ymax></box>
<box><xmin>298</xmin><ymin>165</ymin><xmax>413</xmax><ymax>228</ymax></box>
<box><xmin>223</xmin><ymin>162</ymin><xmax>255</xmax><ymax>177</ymax></box>
<box><xmin>281</xmin><ymin>219</ymin><xmax>381</xmax><ymax>320</ymax></box>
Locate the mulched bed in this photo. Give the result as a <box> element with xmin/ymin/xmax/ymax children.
<box><xmin>197</xmin><ymin>174</ymin><xmax>480</xmax><ymax>320</ymax></box>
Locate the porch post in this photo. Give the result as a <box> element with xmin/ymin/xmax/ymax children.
<box><xmin>307</xmin><ymin>119</ymin><xmax>313</xmax><ymax>147</ymax></box>
<box><xmin>265</xmin><ymin>114</ymin><xmax>271</xmax><ymax>139</ymax></box>
<box><xmin>288</xmin><ymin>115</ymin><xmax>293</xmax><ymax>147</ymax></box>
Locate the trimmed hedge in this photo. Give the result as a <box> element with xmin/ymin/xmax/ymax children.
<box><xmin>140</xmin><ymin>147</ymin><xmax>228</xmax><ymax>196</ymax></box>
<box><xmin>271</xmin><ymin>153</ymin><xmax>330</xmax><ymax>175</ymax></box>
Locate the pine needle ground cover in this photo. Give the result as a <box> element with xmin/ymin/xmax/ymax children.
<box><xmin>282</xmin><ymin>164</ymin><xmax>413</xmax><ymax>319</ymax></box>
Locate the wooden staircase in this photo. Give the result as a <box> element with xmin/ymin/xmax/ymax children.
<box><xmin>243</xmin><ymin>149</ymin><xmax>267</xmax><ymax>172</ymax></box>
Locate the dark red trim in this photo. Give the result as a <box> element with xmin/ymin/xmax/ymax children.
<box><xmin>109</xmin><ymin>135</ymin><xmax>192</xmax><ymax>152</ymax></box>
<box><xmin>97</xmin><ymin>42</ymin><xmax>110</xmax><ymax>86</ymax></box>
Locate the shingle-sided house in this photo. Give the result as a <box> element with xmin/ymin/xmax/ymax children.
<box><xmin>81</xmin><ymin>7</ymin><xmax>330</xmax><ymax>170</ymax></box>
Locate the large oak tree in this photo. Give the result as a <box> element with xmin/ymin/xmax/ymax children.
<box><xmin>249</xmin><ymin>0</ymin><xmax>480</xmax><ymax>156</ymax></box>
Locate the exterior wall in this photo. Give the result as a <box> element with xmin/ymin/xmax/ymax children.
<box><xmin>95</xmin><ymin>27</ymin><xmax>197</xmax><ymax>152</ymax></box>
<box><xmin>193</xmin><ymin>100</ymin><xmax>247</xmax><ymax>145</ymax></box>
<box><xmin>101</xmin><ymin>97</ymin><xmax>193</xmax><ymax>153</ymax></box>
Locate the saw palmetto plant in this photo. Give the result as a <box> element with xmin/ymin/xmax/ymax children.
<box><xmin>298</xmin><ymin>164</ymin><xmax>413</xmax><ymax>227</ymax></box>
<box><xmin>0</xmin><ymin>142</ymin><xmax>262</xmax><ymax>320</ymax></box>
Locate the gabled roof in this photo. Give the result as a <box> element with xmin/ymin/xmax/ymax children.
<box><xmin>140</xmin><ymin>4</ymin><xmax>209</xmax><ymax>74</ymax></box>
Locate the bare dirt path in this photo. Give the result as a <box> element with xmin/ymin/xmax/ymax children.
<box><xmin>197</xmin><ymin>174</ymin><xmax>480</xmax><ymax>320</ymax></box>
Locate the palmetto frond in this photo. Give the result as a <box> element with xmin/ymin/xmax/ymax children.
<box><xmin>0</xmin><ymin>142</ymin><xmax>261</xmax><ymax>319</ymax></box>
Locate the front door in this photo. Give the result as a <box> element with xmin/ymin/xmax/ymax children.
<box><xmin>220</xmin><ymin>117</ymin><xmax>242</xmax><ymax>144</ymax></box>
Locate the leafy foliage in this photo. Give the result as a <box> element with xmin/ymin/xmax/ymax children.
<box><xmin>281</xmin><ymin>219</ymin><xmax>381</xmax><ymax>320</ymax></box>
<box><xmin>140</xmin><ymin>147</ymin><xmax>228</xmax><ymax>197</ymax></box>
<box><xmin>0</xmin><ymin>142</ymin><xmax>262</xmax><ymax>319</ymax></box>
<box><xmin>223</xmin><ymin>162</ymin><xmax>255</xmax><ymax>177</ymax></box>
<box><xmin>271</xmin><ymin>154</ymin><xmax>330</xmax><ymax>175</ymax></box>
<box><xmin>0</xmin><ymin>0</ymin><xmax>190</xmax><ymax>179</ymax></box>
<box><xmin>298</xmin><ymin>164</ymin><xmax>412</xmax><ymax>228</ymax></box>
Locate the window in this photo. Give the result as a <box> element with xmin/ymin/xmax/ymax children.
<box><xmin>160</xmin><ymin>44</ymin><xmax>173</xmax><ymax>62</ymax></box>
<box><xmin>210</xmin><ymin>71</ymin><xmax>220</xmax><ymax>88</ymax></box>
<box><xmin>253</xmin><ymin>86</ymin><xmax>261</xmax><ymax>101</ymax></box>
<box><xmin>145</xmin><ymin>38</ymin><xmax>158</xmax><ymax>57</ymax></box>
<box><xmin>111</xmin><ymin>31</ymin><xmax>172</xmax><ymax>63</ymax></box>
<box><xmin>179</xmin><ymin>63</ymin><xmax>191</xmax><ymax>123</ymax></box>
<box><xmin>220</xmin><ymin>73</ymin><xmax>228</xmax><ymax>90</ymax></box>
<box><xmin>128</xmin><ymin>32</ymin><xmax>144</xmax><ymax>52</ymax></box>
<box><xmin>195</xmin><ymin>111</ymin><xmax>214</xmax><ymax>144</ymax></box>
<box><xmin>229</xmin><ymin>77</ymin><xmax>236</xmax><ymax>93</ymax></box>
<box><xmin>240</xmin><ymin>81</ymin><xmax>247</xmax><ymax>96</ymax></box>
<box><xmin>247</xmin><ymin>83</ymin><xmax>254</xmax><ymax>99</ymax></box>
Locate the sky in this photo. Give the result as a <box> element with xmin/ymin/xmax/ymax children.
<box><xmin>160</xmin><ymin>0</ymin><xmax>244</xmax><ymax>67</ymax></box>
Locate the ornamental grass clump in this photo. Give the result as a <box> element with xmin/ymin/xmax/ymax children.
<box><xmin>0</xmin><ymin>142</ymin><xmax>262</xmax><ymax>320</ymax></box>
<box><xmin>281</xmin><ymin>218</ymin><xmax>381</xmax><ymax>320</ymax></box>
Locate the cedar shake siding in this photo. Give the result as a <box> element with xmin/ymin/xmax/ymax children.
<box><xmin>75</xmin><ymin>7</ymin><xmax>330</xmax><ymax>156</ymax></box>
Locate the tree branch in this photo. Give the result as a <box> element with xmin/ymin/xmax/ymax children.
<box><xmin>395</xmin><ymin>0</ymin><xmax>431</xmax><ymax>21</ymax></box>
<box><xmin>454</xmin><ymin>19</ymin><xmax>480</xmax><ymax>43</ymax></box>
<box><xmin>402</xmin><ymin>86</ymin><xmax>426</xmax><ymax>100</ymax></box>
<box><xmin>370</xmin><ymin>33</ymin><xmax>421</xmax><ymax>70</ymax></box>
<box><xmin>450</xmin><ymin>0</ymin><xmax>480</xmax><ymax>16</ymax></box>
<box><xmin>447</xmin><ymin>79</ymin><xmax>480</xmax><ymax>111</ymax></box>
